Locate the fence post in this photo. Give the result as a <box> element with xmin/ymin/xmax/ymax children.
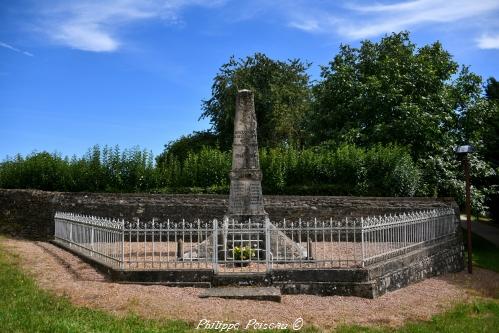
<box><xmin>361</xmin><ymin>217</ymin><xmax>365</xmax><ymax>268</ymax></box>
<box><xmin>69</xmin><ymin>222</ymin><xmax>73</xmax><ymax>247</ymax></box>
<box><xmin>213</xmin><ymin>219</ymin><xmax>218</xmax><ymax>274</ymax></box>
<box><xmin>177</xmin><ymin>239</ymin><xmax>184</xmax><ymax>260</ymax></box>
<box><xmin>265</xmin><ymin>218</ymin><xmax>271</xmax><ymax>272</ymax></box>
<box><xmin>307</xmin><ymin>238</ymin><xmax>313</xmax><ymax>260</ymax></box>
<box><xmin>404</xmin><ymin>215</ymin><xmax>408</xmax><ymax>248</ymax></box>
<box><xmin>91</xmin><ymin>226</ymin><xmax>94</xmax><ymax>256</ymax></box>
<box><xmin>121</xmin><ymin>219</ymin><xmax>125</xmax><ymax>269</ymax></box>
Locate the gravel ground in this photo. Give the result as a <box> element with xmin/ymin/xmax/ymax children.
<box><xmin>2</xmin><ymin>238</ymin><xmax>498</xmax><ymax>330</ymax></box>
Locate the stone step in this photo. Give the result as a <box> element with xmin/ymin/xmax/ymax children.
<box><xmin>199</xmin><ymin>286</ymin><xmax>281</xmax><ymax>302</ymax></box>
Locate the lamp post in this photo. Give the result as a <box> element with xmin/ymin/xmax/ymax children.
<box><xmin>455</xmin><ymin>144</ymin><xmax>474</xmax><ymax>274</ymax></box>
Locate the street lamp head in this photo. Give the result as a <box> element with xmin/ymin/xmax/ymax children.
<box><xmin>454</xmin><ymin>145</ymin><xmax>475</xmax><ymax>155</ymax></box>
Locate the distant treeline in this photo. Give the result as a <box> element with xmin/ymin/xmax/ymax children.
<box><xmin>0</xmin><ymin>144</ymin><xmax>421</xmax><ymax>197</ymax></box>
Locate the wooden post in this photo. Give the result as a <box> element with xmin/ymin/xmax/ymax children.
<box><xmin>463</xmin><ymin>155</ymin><xmax>473</xmax><ymax>274</ymax></box>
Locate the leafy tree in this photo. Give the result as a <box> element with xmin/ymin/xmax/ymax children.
<box><xmin>310</xmin><ymin>32</ymin><xmax>457</xmax><ymax>155</ymax></box>
<box><xmin>482</xmin><ymin>78</ymin><xmax>499</xmax><ymax>168</ymax></box>
<box><xmin>482</xmin><ymin>78</ymin><xmax>499</xmax><ymax>221</ymax></box>
<box><xmin>156</xmin><ymin>130</ymin><xmax>218</xmax><ymax>168</ymax></box>
<box><xmin>201</xmin><ymin>53</ymin><xmax>311</xmax><ymax>150</ymax></box>
<box><xmin>309</xmin><ymin>31</ymin><xmax>489</xmax><ymax>196</ymax></box>
<box><xmin>485</xmin><ymin>77</ymin><xmax>499</xmax><ymax>101</ymax></box>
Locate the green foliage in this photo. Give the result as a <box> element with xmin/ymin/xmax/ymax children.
<box><xmin>231</xmin><ymin>246</ymin><xmax>256</xmax><ymax>261</ymax></box>
<box><xmin>200</xmin><ymin>53</ymin><xmax>311</xmax><ymax>150</ymax></box>
<box><xmin>155</xmin><ymin>130</ymin><xmax>218</xmax><ymax>168</ymax></box>
<box><xmin>155</xmin><ymin>144</ymin><xmax>421</xmax><ymax>196</ymax></box>
<box><xmin>309</xmin><ymin>31</ymin><xmax>462</xmax><ymax>157</ymax></box>
<box><xmin>0</xmin><ymin>145</ymin><xmax>155</xmax><ymax>193</ymax></box>
<box><xmin>0</xmin><ymin>152</ymin><xmax>70</xmax><ymax>191</ymax></box>
<box><xmin>260</xmin><ymin>144</ymin><xmax>421</xmax><ymax>196</ymax></box>
<box><xmin>0</xmin><ymin>144</ymin><xmax>421</xmax><ymax>196</ymax></box>
<box><xmin>482</xmin><ymin>79</ymin><xmax>499</xmax><ymax>222</ymax></box>
<box><xmin>486</xmin><ymin>77</ymin><xmax>499</xmax><ymax>101</ymax></box>
<box><xmin>297</xmin><ymin>31</ymin><xmax>498</xmax><ymax>219</ymax></box>
<box><xmin>157</xmin><ymin>147</ymin><xmax>231</xmax><ymax>189</ymax></box>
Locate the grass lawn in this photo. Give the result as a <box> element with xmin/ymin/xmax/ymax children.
<box><xmin>463</xmin><ymin>232</ymin><xmax>499</xmax><ymax>273</ymax></box>
<box><xmin>335</xmin><ymin>300</ymin><xmax>499</xmax><ymax>332</ymax></box>
<box><xmin>0</xmin><ymin>237</ymin><xmax>498</xmax><ymax>333</ymax></box>
<box><xmin>0</xmin><ymin>240</ymin><xmax>190</xmax><ymax>333</ymax></box>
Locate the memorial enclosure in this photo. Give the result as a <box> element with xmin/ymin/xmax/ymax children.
<box><xmin>0</xmin><ymin>90</ymin><xmax>464</xmax><ymax>298</ymax></box>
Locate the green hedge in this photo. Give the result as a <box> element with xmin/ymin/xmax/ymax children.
<box><xmin>258</xmin><ymin>144</ymin><xmax>421</xmax><ymax>196</ymax></box>
<box><xmin>0</xmin><ymin>146</ymin><xmax>155</xmax><ymax>193</ymax></box>
<box><xmin>0</xmin><ymin>144</ymin><xmax>421</xmax><ymax>196</ymax></box>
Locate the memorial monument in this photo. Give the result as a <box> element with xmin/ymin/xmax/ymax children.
<box><xmin>186</xmin><ymin>89</ymin><xmax>306</xmax><ymax>262</ymax></box>
<box><xmin>225</xmin><ymin>89</ymin><xmax>267</xmax><ymax>222</ymax></box>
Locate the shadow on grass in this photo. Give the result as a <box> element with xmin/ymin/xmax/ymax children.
<box><xmin>463</xmin><ymin>231</ymin><xmax>499</xmax><ymax>273</ymax></box>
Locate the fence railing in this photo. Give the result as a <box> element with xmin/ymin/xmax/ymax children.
<box><xmin>54</xmin><ymin>208</ymin><xmax>458</xmax><ymax>272</ymax></box>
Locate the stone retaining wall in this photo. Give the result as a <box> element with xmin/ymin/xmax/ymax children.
<box><xmin>0</xmin><ymin>189</ymin><xmax>459</xmax><ymax>241</ymax></box>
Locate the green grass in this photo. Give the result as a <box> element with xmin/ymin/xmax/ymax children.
<box><xmin>335</xmin><ymin>300</ymin><xmax>499</xmax><ymax>332</ymax></box>
<box><xmin>467</xmin><ymin>232</ymin><xmax>499</xmax><ymax>272</ymax></box>
<box><xmin>1</xmin><ymin>237</ymin><xmax>498</xmax><ymax>333</ymax></box>
<box><xmin>0</xmin><ymin>240</ymin><xmax>191</xmax><ymax>333</ymax></box>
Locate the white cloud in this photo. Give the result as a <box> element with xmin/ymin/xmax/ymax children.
<box><xmin>284</xmin><ymin>0</ymin><xmax>499</xmax><ymax>41</ymax></box>
<box><xmin>40</xmin><ymin>0</ymin><xmax>226</xmax><ymax>52</ymax></box>
<box><xmin>32</xmin><ymin>0</ymin><xmax>499</xmax><ymax>52</ymax></box>
<box><xmin>288</xmin><ymin>19</ymin><xmax>320</xmax><ymax>32</ymax></box>
<box><xmin>477</xmin><ymin>34</ymin><xmax>499</xmax><ymax>49</ymax></box>
<box><xmin>54</xmin><ymin>23</ymin><xmax>120</xmax><ymax>52</ymax></box>
<box><xmin>0</xmin><ymin>41</ymin><xmax>34</xmax><ymax>56</ymax></box>
<box><xmin>344</xmin><ymin>0</ymin><xmax>499</xmax><ymax>39</ymax></box>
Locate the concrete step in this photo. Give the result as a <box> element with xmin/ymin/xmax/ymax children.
<box><xmin>199</xmin><ymin>286</ymin><xmax>281</xmax><ymax>302</ymax></box>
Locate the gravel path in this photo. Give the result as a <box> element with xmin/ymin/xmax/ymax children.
<box><xmin>2</xmin><ymin>238</ymin><xmax>498</xmax><ymax>330</ymax></box>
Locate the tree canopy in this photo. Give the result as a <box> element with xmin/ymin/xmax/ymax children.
<box><xmin>308</xmin><ymin>32</ymin><xmax>482</xmax><ymax>160</ymax></box>
<box><xmin>486</xmin><ymin>77</ymin><xmax>499</xmax><ymax>101</ymax></box>
<box><xmin>200</xmin><ymin>53</ymin><xmax>311</xmax><ymax>150</ymax></box>
<box><xmin>155</xmin><ymin>130</ymin><xmax>218</xmax><ymax>168</ymax></box>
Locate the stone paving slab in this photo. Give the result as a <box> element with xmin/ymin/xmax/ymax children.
<box><xmin>199</xmin><ymin>287</ymin><xmax>282</xmax><ymax>302</ymax></box>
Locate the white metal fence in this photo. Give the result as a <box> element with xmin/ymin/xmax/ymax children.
<box><xmin>54</xmin><ymin>208</ymin><xmax>458</xmax><ymax>272</ymax></box>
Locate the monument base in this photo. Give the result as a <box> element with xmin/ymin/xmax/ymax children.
<box><xmin>183</xmin><ymin>216</ymin><xmax>307</xmax><ymax>262</ymax></box>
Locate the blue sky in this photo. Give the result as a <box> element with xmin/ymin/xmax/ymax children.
<box><xmin>1</xmin><ymin>0</ymin><xmax>499</xmax><ymax>159</ymax></box>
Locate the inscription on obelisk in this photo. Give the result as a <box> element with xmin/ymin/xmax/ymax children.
<box><xmin>227</xmin><ymin>90</ymin><xmax>266</xmax><ymax>219</ymax></box>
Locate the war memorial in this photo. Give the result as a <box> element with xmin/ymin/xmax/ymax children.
<box><xmin>15</xmin><ymin>90</ymin><xmax>463</xmax><ymax>299</ymax></box>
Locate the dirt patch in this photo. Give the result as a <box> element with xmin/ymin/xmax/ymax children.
<box><xmin>2</xmin><ymin>238</ymin><xmax>498</xmax><ymax>330</ymax></box>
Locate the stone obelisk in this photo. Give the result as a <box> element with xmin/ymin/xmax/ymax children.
<box><xmin>225</xmin><ymin>89</ymin><xmax>267</xmax><ymax>223</ymax></box>
<box><xmin>222</xmin><ymin>90</ymin><xmax>306</xmax><ymax>261</ymax></box>
<box><xmin>185</xmin><ymin>89</ymin><xmax>306</xmax><ymax>261</ymax></box>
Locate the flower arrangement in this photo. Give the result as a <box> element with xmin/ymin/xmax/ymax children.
<box><xmin>231</xmin><ymin>246</ymin><xmax>256</xmax><ymax>261</ymax></box>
